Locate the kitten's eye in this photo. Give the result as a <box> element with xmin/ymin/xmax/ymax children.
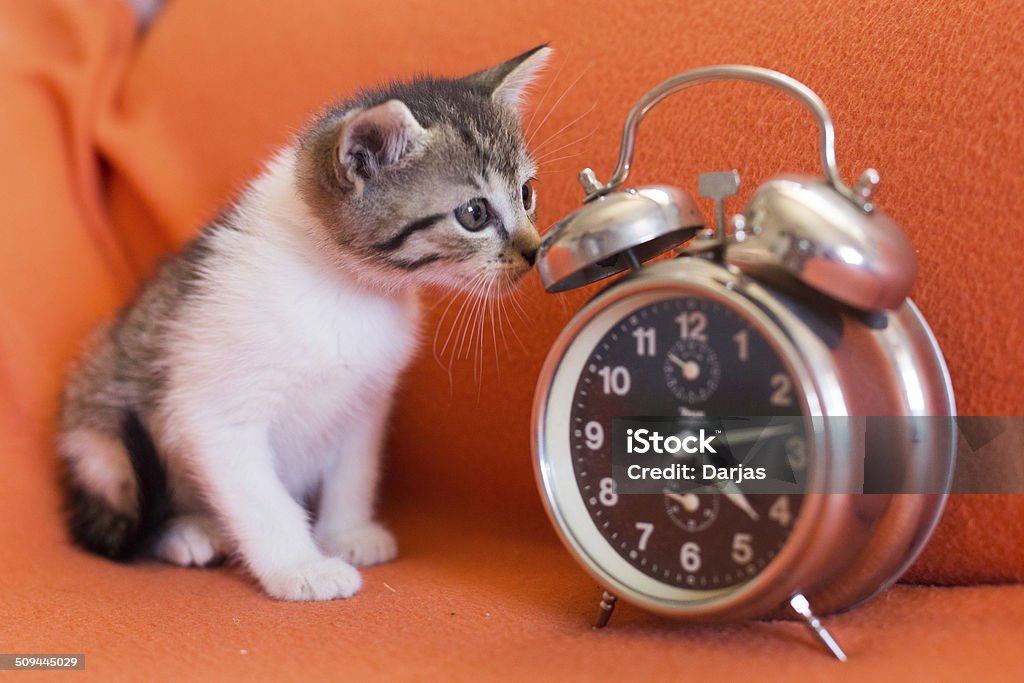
<box><xmin>521</xmin><ymin>180</ymin><xmax>535</xmax><ymax>211</ymax></box>
<box><xmin>454</xmin><ymin>198</ymin><xmax>491</xmax><ymax>231</ymax></box>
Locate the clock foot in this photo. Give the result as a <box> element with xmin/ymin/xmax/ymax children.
<box><xmin>592</xmin><ymin>591</ymin><xmax>618</xmax><ymax>630</ymax></box>
<box><xmin>789</xmin><ymin>593</ymin><xmax>848</xmax><ymax>662</ymax></box>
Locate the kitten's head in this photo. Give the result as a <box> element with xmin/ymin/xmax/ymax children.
<box><xmin>297</xmin><ymin>45</ymin><xmax>552</xmax><ymax>293</ymax></box>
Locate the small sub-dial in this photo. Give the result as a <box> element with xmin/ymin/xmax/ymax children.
<box><xmin>664</xmin><ymin>488</ymin><xmax>720</xmax><ymax>532</ymax></box>
<box><xmin>663</xmin><ymin>339</ymin><xmax>721</xmax><ymax>403</ymax></box>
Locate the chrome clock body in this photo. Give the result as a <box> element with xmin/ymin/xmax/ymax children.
<box><xmin>532</xmin><ymin>258</ymin><xmax>955</xmax><ymax>621</ymax></box>
<box><xmin>529</xmin><ymin>65</ymin><xmax>956</xmax><ymax>659</ymax></box>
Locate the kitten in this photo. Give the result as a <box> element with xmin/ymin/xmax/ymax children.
<box><xmin>58</xmin><ymin>45</ymin><xmax>550</xmax><ymax>601</ymax></box>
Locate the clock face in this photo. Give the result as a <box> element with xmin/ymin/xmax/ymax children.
<box><xmin>568</xmin><ymin>296</ymin><xmax>807</xmax><ymax>591</ymax></box>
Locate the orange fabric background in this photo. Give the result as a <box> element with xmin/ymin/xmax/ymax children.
<box><xmin>1</xmin><ymin>0</ymin><xmax>1023</xmax><ymax>679</ymax></box>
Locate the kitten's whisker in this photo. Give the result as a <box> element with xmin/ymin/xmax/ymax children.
<box><xmin>456</xmin><ymin>299</ymin><xmax>476</xmax><ymax>365</ymax></box>
<box><xmin>474</xmin><ymin>306</ymin><xmax>483</xmax><ymax>393</ymax></box>
<box><xmin>550</xmin><ymin>285</ymin><xmax>575</xmax><ymax>315</ymax></box>
<box><xmin>432</xmin><ymin>286</ymin><xmax>465</xmax><ymax>369</ymax></box>
<box><xmin>479</xmin><ymin>278</ymin><xmax>494</xmax><ymax>379</ymax></box>
<box><xmin>487</xmin><ymin>281</ymin><xmax>501</xmax><ymax>377</ymax></box>
<box><xmin>523</xmin><ymin>49</ymin><xmax>569</xmax><ymax>143</ymax></box>
<box><xmin>470</xmin><ymin>279</ymin><xmax>485</xmax><ymax>367</ymax></box>
<box><xmin>508</xmin><ymin>286</ymin><xmax>530</xmax><ymax>323</ymax></box>
<box><xmin>437</xmin><ymin>271</ymin><xmax>487</xmax><ymax>365</ymax></box>
<box><xmin>457</xmin><ymin>274</ymin><xmax>489</xmax><ymax>362</ymax></box>
<box><xmin>534</xmin><ymin>130</ymin><xmax>595</xmax><ymax>163</ymax></box>
<box><xmin>474</xmin><ymin>279</ymin><xmax>490</xmax><ymax>381</ymax></box>
<box><xmin>536</xmin><ymin>169</ymin><xmax>581</xmax><ymax>176</ymax></box>
<box><xmin>495</xmin><ymin>287</ymin><xmax>513</xmax><ymax>354</ymax></box>
<box><xmin>493</xmin><ymin>280</ymin><xmax>506</xmax><ymax>348</ymax></box>
<box><xmin>476</xmin><ymin>280</ymin><xmax>489</xmax><ymax>385</ymax></box>
<box><xmin>526</xmin><ymin>67</ymin><xmax>589</xmax><ymax>149</ymax></box>
<box><xmin>501</xmin><ymin>290</ymin><xmax>527</xmax><ymax>353</ymax></box>
<box><xmin>437</xmin><ymin>274</ymin><xmax>480</xmax><ymax>357</ymax></box>
<box><xmin>530</xmin><ymin>102</ymin><xmax>595</xmax><ymax>156</ymax></box>
<box><xmin>471</xmin><ymin>276</ymin><xmax>490</xmax><ymax>367</ymax></box>
<box><xmin>535</xmin><ymin>154</ymin><xmax>587</xmax><ymax>169</ymax></box>
<box><xmin>452</xmin><ymin>279</ymin><xmax>482</xmax><ymax>361</ymax></box>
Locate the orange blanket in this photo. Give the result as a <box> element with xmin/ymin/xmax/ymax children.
<box><xmin>1</xmin><ymin>0</ymin><xmax>1023</xmax><ymax>678</ymax></box>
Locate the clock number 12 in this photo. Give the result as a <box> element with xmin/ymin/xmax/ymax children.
<box><xmin>676</xmin><ymin>312</ymin><xmax>708</xmax><ymax>341</ymax></box>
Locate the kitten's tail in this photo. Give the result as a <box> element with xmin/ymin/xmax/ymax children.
<box><xmin>58</xmin><ymin>408</ymin><xmax>170</xmax><ymax>561</ymax></box>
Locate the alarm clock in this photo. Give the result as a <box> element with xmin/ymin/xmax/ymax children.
<box><xmin>531</xmin><ymin>66</ymin><xmax>956</xmax><ymax>661</ymax></box>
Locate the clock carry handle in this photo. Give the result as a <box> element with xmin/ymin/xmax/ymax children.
<box><xmin>577</xmin><ymin>65</ymin><xmax>878</xmax><ymax>212</ymax></box>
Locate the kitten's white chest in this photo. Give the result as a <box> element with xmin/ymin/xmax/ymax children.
<box><xmin>264</xmin><ymin>263</ymin><xmax>420</xmax><ymax>436</ymax></box>
<box><xmin>241</xmin><ymin>265</ymin><xmax>420</xmax><ymax>494</ymax></box>
<box><xmin>163</xmin><ymin>149</ymin><xmax>424</xmax><ymax>498</ymax></box>
<box><xmin>173</xmin><ymin>228</ymin><xmax>421</xmax><ymax>442</ymax></box>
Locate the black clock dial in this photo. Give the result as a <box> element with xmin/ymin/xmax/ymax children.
<box><xmin>570</xmin><ymin>297</ymin><xmax>806</xmax><ymax>590</ymax></box>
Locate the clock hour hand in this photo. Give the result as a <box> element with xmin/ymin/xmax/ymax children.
<box><xmin>663</xmin><ymin>490</ymin><xmax>700</xmax><ymax>512</ymax></box>
<box><xmin>667</xmin><ymin>352</ymin><xmax>687</xmax><ymax>370</ymax></box>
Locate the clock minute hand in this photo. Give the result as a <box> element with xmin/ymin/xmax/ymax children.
<box><xmin>718</xmin><ymin>423</ymin><xmax>796</xmax><ymax>445</ymax></box>
<box><xmin>716</xmin><ymin>479</ymin><xmax>760</xmax><ymax>521</ymax></box>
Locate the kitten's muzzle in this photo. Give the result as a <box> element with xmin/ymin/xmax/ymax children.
<box><xmin>512</xmin><ymin>229</ymin><xmax>541</xmax><ymax>269</ymax></box>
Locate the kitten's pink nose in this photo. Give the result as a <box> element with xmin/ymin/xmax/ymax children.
<box><xmin>521</xmin><ymin>245</ymin><xmax>538</xmax><ymax>267</ymax></box>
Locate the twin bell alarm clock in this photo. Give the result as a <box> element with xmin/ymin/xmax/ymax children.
<box><xmin>530</xmin><ymin>66</ymin><xmax>956</xmax><ymax>660</ymax></box>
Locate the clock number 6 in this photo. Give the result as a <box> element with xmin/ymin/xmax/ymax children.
<box><xmin>680</xmin><ymin>541</ymin><xmax>702</xmax><ymax>573</ymax></box>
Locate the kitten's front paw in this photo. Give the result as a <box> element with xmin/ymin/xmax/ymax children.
<box><xmin>262</xmin><ymin>557</ymin><xmax>362</xmax><ymax>601</ymax></box>
<box><xmin>316</xmin><ymin>523</ymin><xmax>398</xmax><ymax>567</ymax></box>
<box><xmin>154</xmin><ymin>514</ymin><xmax>227</xmax><ymax>567</ymax></box>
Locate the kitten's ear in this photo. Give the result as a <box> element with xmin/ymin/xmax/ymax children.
<box><xmin>336</xmin><ymin>100</ymin><xmax>426</xmax><ymax>190</ymax></box>
<box><xmin>464</xmin><ymin>44</ymin><xmax>553</xmax><ymax>115</ymax></box>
